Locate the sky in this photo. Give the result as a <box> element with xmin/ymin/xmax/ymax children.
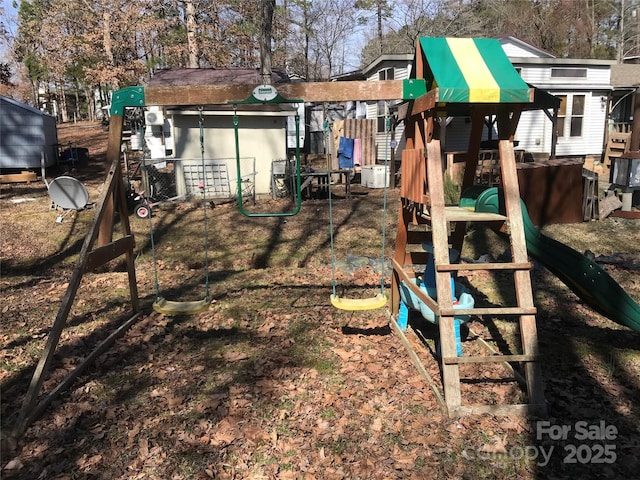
<box><xmin>1</xmin><ymin>0</ymin><xmax>18</xmax><ymax>59</ymax></box>
<box><xmin>1</xmin><ymin>0</ymin><xmax>17</xmax><ymax>29</ymax></box>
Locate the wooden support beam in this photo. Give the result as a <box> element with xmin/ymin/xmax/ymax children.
<box><xmin>145</xmin><ymin>80</ymin><xmax>407</xmax><ymax>105</ymax></box>
<box><xmin>388</xmin><ymin>312</ymin><xmax>447</xmax><ymax>412</ymax></box>
<box><xmin>98</xmin><ymin>115</ymin><xmax>124</xmax><ymax>247</ymax></box>
<box><xmin>426</xmin><ymin>139</ymin><xmax>463</xmax><ymax>411</ymax></box>
<box><xmin>450</xmin><ymin>107</ymin><xmax>487</xmax><ymax>254</ymax></box>
<box><xmin>397</xmin><ymin>90</ymin><xmax>439</xmax><ymax>121</ymax></box>
<box><xmin>439</xmin><ymin>306</ymin><xmax>537</xmax><ymax>316</ymax></box>
<box><xmin>85</xmin><ymin>235</ymin><xmax>136</xmax><ymax>272</ymax></box>
<box><xmin>0</xmin><ymin>171</ymin><xmax>37</xmax><ymax>183</ymax></box>
<box><xmin>452</xmin><ymin>403</ymin><xmax>547</xmax><ymax>417</ymax></box>
<box><xmin>19</xmin><ymin>311</ymin><xmax>143</xmax><ymax>432</ymax></box>
<box><xmin>391</xmin><ymin>206</ymin><xmax>414</xmax><ymax>316</ymax></box>
<box><xmin>392</xmin><ymin>258</ymin><xmax>439</xmax><ymax>314</ymax></box>
<box><xmin>498</xmin><ymin>139</ymin><xmax>546</xmax><ymax>412</ymax></box>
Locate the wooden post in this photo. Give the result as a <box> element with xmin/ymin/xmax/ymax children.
<box><xmin>98</xmin><ymin>115</ymin><xmax>124</xmax><ymax>247</ymax></box>
<box><xmin>498</xmin><ymin>140</ymin><xmax>546</xmax><ymax>411</ymax></box>
<box><xmin>426</xmin><ymin>139</ymin><xmax>461</xmax><ymax>413</ymax></box>
<box><xmin>450</xmin><ymin>107</ymin><xmax>486</xmax><ymax>254</ymax></box>
<box><xmin>629</xmin><ymin>88</ymin><xmax>640</xmax><ymax>152</ymax></box>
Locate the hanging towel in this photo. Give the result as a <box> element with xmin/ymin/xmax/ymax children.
<box><xmin>337</xmin><ymin>136</ymin><xmax>354</xmax><ymax>169</ymax></box>
<box><xmin>353</xmin><ymin>138</ymin><xmax>362</xmax><ymax>170</ymax></box>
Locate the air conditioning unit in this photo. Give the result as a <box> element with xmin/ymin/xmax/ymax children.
<box><xmin>145</xmin><ymin>110</ymin><xmax>164</xmax><ymax>126</ymax></box>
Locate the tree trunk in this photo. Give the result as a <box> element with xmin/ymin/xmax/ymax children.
<box><xmin>185</xmin><ymin>0</ymin><xmax>199</xmax><ymax>68</ymax></box>
<box><xmin>31</xmin><ymin>80</ymin><xmax>38</xmax><ymax>110</ymax></box>
<box><xmin>103</xmin><ymin>10</ymin><xmax>114</xmax><ymax>65</ymax></box>
<box><xmin>260</xmin><ymin>0</ymin><xmax>276</xmax><ymax>84</ymax></box>
<box><xmin>58</xmin><ymin>83</ymin><xmax>69</xmax><ymax>123</ymax></box>
<box><xmin>304</xmin><ymin>5</ymin><xmax>310</xmax><ymax>81</ymax></box>
<box><xmin>85</xmin><ymin>86</ymin><xmax>95</xmax><ymax>122</ymax></box>
<box><xmin>377</xmin><ymin>1</ymin><xmax>383</xmax><ymax>52</ymax></box>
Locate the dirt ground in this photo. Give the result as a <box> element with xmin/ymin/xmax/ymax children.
<box><xmin>1</xmin><ymin>122</ymin><xmax>639</xmax><ymax>479</ymax></box>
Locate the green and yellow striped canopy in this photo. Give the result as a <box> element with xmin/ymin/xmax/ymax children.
<box><xmin>417</xmin><ymin>37</ymin><xmax>532</xmax><ymax>104</ymax></box>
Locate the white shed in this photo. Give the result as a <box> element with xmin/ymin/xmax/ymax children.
<box><xmin>144</xmin><ymin>68</ymin><xmax>295</xmax><ymax>197</ymax></box>
<box><xmin>165</xmin><ymin>106</ymin><xmax>292</xmax><ymax>196</ymax></box>
<box><xmin>0</xmin><ymin>95</ymin><xmax>58</xmax><ymax>169</ymax></box>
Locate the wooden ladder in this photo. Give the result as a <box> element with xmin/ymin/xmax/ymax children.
<box><xmin>604</xmin><ymin>131</ymin><xmax>631</xmax><ymax>175</ymax></box>
<box><xmin>391</xmin><ymin>139</ymin><xmax>546</xmax><ymax>417</ymax></box>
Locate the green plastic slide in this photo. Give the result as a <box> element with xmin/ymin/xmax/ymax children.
<box><xmin>461</xmin><ymin>187</ymin><xmax>640</xmax><ymax>332</ymax></box>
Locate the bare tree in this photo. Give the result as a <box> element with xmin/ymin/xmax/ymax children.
<box><xmin>285</xmin><ymin>0</ymin><xmax>320</xmax><ymax>80</ymax></box>
<box><xmin>309</xmin><ymin>0</ymin><xmax>358</xmax><ymax>78</ymax></box>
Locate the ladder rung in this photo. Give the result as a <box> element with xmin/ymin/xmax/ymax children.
<box><xmin>443</xmin><ymin>354</ymin><xmax>539</xmax><ymax>365</ymax></box>
<box><xmin>420</xmin><ymin>206</ymin><xmax>507</xmax><ymax>222</ymax></box>
<box><xmin>436</xmin><ymin>262</ymin><xmax>532</xmax><ymax>272</ymax></box>
<box><xmin>440</xmin><ymin>306</ymin><xmax>537</xmax><ymax>316</ymax></box>
<box><xmin>443</xmin><ymin>206</ymin><xmax>507</xmax><ymax>222</ymax></box>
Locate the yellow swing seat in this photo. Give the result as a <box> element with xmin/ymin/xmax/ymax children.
<box><xmin>330</xmin><ymin>292</ymin><xmax>388</xmax><ymax>311</ymax></box>
<box><xmin>153</xmin><ymin>297</ymin><xmax>211</xmax><ymax>316</ymax></box>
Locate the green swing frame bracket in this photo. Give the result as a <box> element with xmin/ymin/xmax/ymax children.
<box><xmin>229</xmin><ymin>84</ymin><xmax>304</xmax><ymax>217</ymax></box>
<box><xmin>109</xmin><ymin>86</ymin><xmax>145</xmax><ymax>116</ymax></box>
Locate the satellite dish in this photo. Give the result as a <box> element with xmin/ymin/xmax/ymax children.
<box><xmin>47</xmin><ymin>176</ymin><xmax>89</xmax><ymax>210</ymax></box>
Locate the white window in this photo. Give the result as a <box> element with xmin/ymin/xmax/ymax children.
<box><xmin>377</xmin><ymin>68</ymin><xmax>394</xmax><ymax>132</ymax></box>
<box><xmin>378</xmin><ymin>68</ymin><xmax>394</xmax><ymax>81</ymax></box>
<box><xmin>556</xmin><ymin>94</ymin><xmax>585</xmax><ymax>138</ymax></box>
<box><xmin>377</xmin><ymin>100</ymin><xmax>386</xmax><ymax>133</ymax></box>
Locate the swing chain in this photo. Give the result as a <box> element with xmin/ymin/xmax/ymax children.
<box><xmin>198</xmin><ymin>106</ymin><xmax>205</xmax><ymax>156</ymax></box>
<box><xmin>232</xmin><ymin>104</ymin><xmax>238</xmax><ymax>127</ymax></box>
<box><xmin>197</xmin><ymin>105</ymin><xmax>211</xmax><ymax>302</ymax></box>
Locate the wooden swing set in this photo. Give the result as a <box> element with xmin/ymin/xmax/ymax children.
<box><xmin>13</xmin><ymin>36</ymin><xmax>547</xmax><ymax>439</ymax></box>
<box><xmin>11</xmin><ymin>77</ymin><xmax>421</xmax><ymax>438</ymax></box>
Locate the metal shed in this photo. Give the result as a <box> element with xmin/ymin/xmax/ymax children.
<box><xmin>0</xmin><ymin>95</ymin><xmax>58</xmax><ymax>169</ymax></box>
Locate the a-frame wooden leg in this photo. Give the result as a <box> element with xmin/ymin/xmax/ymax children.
<box><xmin>13</xmin><ymin>114</ymin><xmax>142</xmax><ymax>437</ymax></box>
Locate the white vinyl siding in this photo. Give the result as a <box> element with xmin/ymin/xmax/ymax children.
<box><xmin>517</xmin><ymin>93</ymin><xmax>606</xmax><ymax>157</ymax></box>
<box><xmin>515</xmin><ymin>110</ymin><xmax>551</xmax><ymax>154</ymax></box>
<box><xmin>507</xmin><ymin>49</ymin><xmax>612</xmax><ymax>158</ymax></box>
<box><xmin>501</xmin><ymin>43</ymin><xmax>542</xmax><ymax>58</ymax></box>
<box><xmin>516</xmin><ymin>63</ymin><xmax>611</xmax><ymax>88</ymax></box>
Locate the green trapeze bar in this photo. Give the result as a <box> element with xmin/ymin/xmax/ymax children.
<box><xmin>232</xmin><ymin>111</ymin><xmax>302</xmax><ymax>217</ymax></box>
<box><xmin>230</xmin><ymin>84</ymin><xmax>304</xmax><ymax>217</ymax></box>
